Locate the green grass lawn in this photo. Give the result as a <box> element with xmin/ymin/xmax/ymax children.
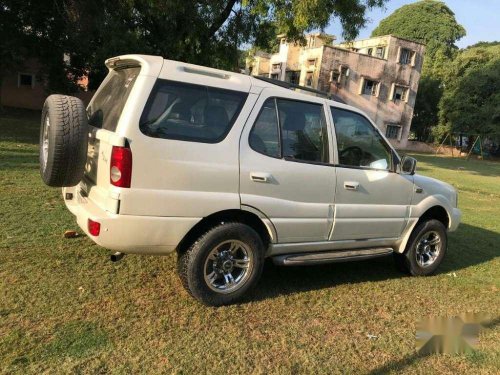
<box><xmin>1</xmin><ymin>109</ymin><xmax>499</xmax><ymax>374</ymax></box>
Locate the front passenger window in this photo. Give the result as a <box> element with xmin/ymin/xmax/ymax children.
<box><xmin>330</xmin><ymin>107</ymin><xmax>391</xmax><ymax>170</ymax></box>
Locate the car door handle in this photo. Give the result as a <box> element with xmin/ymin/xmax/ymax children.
<box><xmin>344</xmin><ymin>181</ymin><xmax>359</xmax><ymax>190</ymax></box>
<box><xmin>250</xmin><ymin>172</ymin><xmax>272</xmax><ymax>183</ymax></box>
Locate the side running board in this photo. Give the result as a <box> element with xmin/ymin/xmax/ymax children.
<box><xmin>272</xmin><ymin>247</ymin><xmax>393</xmax><ymax>266</ymax></box>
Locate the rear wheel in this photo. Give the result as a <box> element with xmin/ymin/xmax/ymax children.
<box><xmin>177</xmin><ymin>222</ymin><xmax>265</xmax><ymax>306</ymax></box>
<box><xmin>395</xmin><ymin>219</ymin><xmax>447</xmax><ymax>276</ymax></box>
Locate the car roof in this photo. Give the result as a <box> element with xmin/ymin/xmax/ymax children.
<box><xmin>106</xmin><ymin>54</ymin><xmax>367</xmax><ymax>117</ymax></box>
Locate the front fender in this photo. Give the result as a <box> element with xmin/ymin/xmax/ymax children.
<box><xmin>394</xmin><ymin>195</ymin><xmax>461</xmax><ymax>253</ymax></box>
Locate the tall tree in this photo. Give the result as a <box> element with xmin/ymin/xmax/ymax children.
<box><xmin>439</xmin><ymin>44</ymin><xmax>500</xmax><ymax>136</ymax></box>
<box><xmin>371</xmin><ymin>0</ymin><xmax>465</xmax><ymax>141</ymax></box>
<box><xmin>1</xmin><ymin>0</ymin><xmax>389</xmax><ymax>95</ymax></box>
<box><xmin>371</xmin><ymin>0</ymin><xmax>465</xmax><ymax>76</ymax></box>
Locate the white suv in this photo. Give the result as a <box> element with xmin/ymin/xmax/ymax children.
<box><xmin>39</xmin><ymin>55</ymin><xmax>461</xmax><ymax>306</ymax></box>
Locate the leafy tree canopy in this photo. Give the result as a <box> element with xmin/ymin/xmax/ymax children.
<box><xmin>439</xmin><ymin>44</ymin><xmax>500</xmax><ymax>135</ymax></box>
<box><xmin>371</xmin><ymin>0</ymin><xmax>465</xmax><ymax>75</ymax></box>
<box><xmin>410</xmin><ymin>76</ymin><xmax>442</xmax><ymax>141</ymax></box>
<box><xmin>0</xmin><ymin>0</ymin><xmax>388</xmax><ymax>92</ymax></box>
<box><xmin>371</xmin><ymin>1</ymin><xmax>466</xmax><ymax>142</ymax></box>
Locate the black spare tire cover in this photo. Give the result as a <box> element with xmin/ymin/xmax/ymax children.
<box><xmin>39</xmin><ymin>95</ymin><xmax>89</xmax><ymax>187</ymax></box>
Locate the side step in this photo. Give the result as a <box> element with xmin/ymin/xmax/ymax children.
<box><xmin>272</xmin><ymin>247</ymin><xmax>394</xmax><ymax>266</ymax></box>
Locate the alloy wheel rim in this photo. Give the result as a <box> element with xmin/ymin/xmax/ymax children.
<box><xmin>415</xmin><ymin>230</ymin><xmax>441</xmax><ymax>267</ymax></box>
<box><xmin>203</xmin><ymin>240</ymin><xmax>253</xmax><ymax>294</ymax></box>
<box><xmin>42</xmin><ymin>116</ymin><xmax>50</xmax><ymax>171</ymax></box>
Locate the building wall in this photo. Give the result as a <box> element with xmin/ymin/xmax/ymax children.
<box><xmin>338</xmin><ymin>35</ymin><xmax>391</xmax><ymax>59</ymax></box>
<box><xmin>318</xmin><ymin>36</ymin><xmax>425</xmax><ymax>148</ymax></box>
<box><xmin>1</xmin><ymin>59</ymin><xmax>94</xmax><ymax>110</ymax></box>
<box><xmin>298</xmin><ymin>47</ymin><xmax>324</xmax><ymax>87</ymax></box>
<box><xmin>1</xmin><ymin>59</ymin><xmax>48</xmax><ymax>110</ymax></box>
<box><xmin>247</xmin><ymin>34</ymin><xmax>425</xmax><ymax>149</ymax></box>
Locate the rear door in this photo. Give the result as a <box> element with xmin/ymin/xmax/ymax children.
<box><xmin>83</xmin><ymin>66</ymin><xmax>142</xmax><ymax>213</ymax></box>
<box><xmin>239</xmin><ymin>89</ymin><xmax>336</xmax><ymax>243</ymax></box>
<box><xmin>329</xmin><ymin>106</ymin><xmax>414</xmax><ymax>241</ymax></box>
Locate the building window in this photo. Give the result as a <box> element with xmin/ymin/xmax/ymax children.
<box><xmin>375</xmin><ymin>47</ymin><xmax>385</xmax><ymax>59</ymax></box>
<box><xmin>361</xmin><ymin>78</ymin><xmax>379</xmax><ymax>96</ymax></box>
<box><xmin>307</xmin><ymin>59</ymin><xmax>316</xmax><ymax>68</ymax></box>
<box><xmin>305</xmin><ymin>72</ymin><xmax>313</xmax><ymax>87</ymax></box>
<box><xmin>340</xmin><ymin>66</ymin><xmax>349</xmax><ymax>77</ymax></box>
<box><xmin>308</xmin><ymin>36</ymin><xmax>316</xmax><ymax>48</ymax></box>
<box><xmin>270</xmin><ymin>73</ymin><xmax>279</xmax><ymax>80</ymax></box>
<box><xmin>280</xmin><ymin>38</ymin><xmax>286</xmax><ymax>45</ymax></box>
<box><xmin>330</xmin><ymin>70</ymin><xmax>340</xmax><ymax>83</ymax></box>
<box><xmin>399</xmin><ymin>48</ymin><xmax>415</xmax><ymax>65</ymax></box>
<box><xmin>386</xmin><ymin>124</ymin><xmax>400</xmax><ymax>139</ymax></box>
<box><xmin>285</xmin><ymin>71</ymin><xmax>300</xmax><ymax>85</ymax></box>
<box><xmin>392</xmin><ymin>85</ymin><xmax>409</xmax><ymax>103</ymax></box>
<box><xmin>272</xmin><ymin>63</ymin><xmax>281</xmax><ymax>71</ymax></box>
<box><xmin>18</xmin><ymin>73</ymin><xmax>34</xmax><ymax>88</ymax></box>
<box><xmin>367</xmin><ymin>48</ymin><xmax>373</xmax><ymax>56</ymax></box>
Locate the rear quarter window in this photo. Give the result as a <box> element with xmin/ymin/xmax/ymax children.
<box><xmin>87</xmin><ymin>67</ymin><xmax>140</xmax><ymax>131</ymax></box>
<box><xmin>139</xmin><ymin>80</ymin><xmax>248</xmax><ymax>143</ymax></box>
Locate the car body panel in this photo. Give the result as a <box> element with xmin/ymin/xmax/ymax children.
<box><xmin>239</xmin><ymin>88</ymin><xmax>337</xmax><ymax>243</ymax></box>
<box><xmin>61</xmin><ymin>55</ymin><xmax>460</xmax><ymax>256</ymax></box>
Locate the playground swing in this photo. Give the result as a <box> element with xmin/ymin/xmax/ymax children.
<box><xmin>435</xmin><ymin>133</ymin><xmax>488</xmax><ymax>160</ymax></box>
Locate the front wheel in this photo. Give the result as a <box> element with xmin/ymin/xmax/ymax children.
<box><xmin>395</xmin><ymin>219</ymin><xmax>447</xmax><ymax>276</ymax></box>
<box><xmin>177</xmin><ymin>222</ymin><xmax>265</xmax><ymax>306</ymax></box>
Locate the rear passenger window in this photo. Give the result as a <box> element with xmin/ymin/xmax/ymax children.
<box><xmin>249</xmin><ymin>99</ymin><xmax>280</xmax><ymax>158</ymax></box>
<box><xmin>249</xmin><ymin>98</ymin><xmax>330</xmax><ymax>163</ymax></box>
<box><xmin>140</xmin><ymin>80</ymin><xmax>248</xmax><ymax>143</ymax></box>
<box><xmin>278</xmin><ymin>99</ymin><xmax>329</xmax><ymax>163</ymax></box>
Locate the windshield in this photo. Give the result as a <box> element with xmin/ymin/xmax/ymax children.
<box><xmin>87</xmin><ymin>67</ymin><xmax>141</xmax><ymax>131</ymax></box>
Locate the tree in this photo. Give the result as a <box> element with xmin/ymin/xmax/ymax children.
<box><xmin>1</xmin><ymin>0</ymin><xmax>389</xmax><ymax>96</ymax></box>
<box><xmin>439</xmin><ymin>44</ymin><xmax>500</xmax><ymax>136</ymax></box>
<box><xmin>371</xmin><ymin>0</ymin><xmax>465</xmax><ymax>76</ymax></box>
<box><xmin>0</xmin><ymin>1</ymin><xmax>64</xmax><ymax>108</ymax></box>
<box><xmin>370</xmin><ymin>0</ymin><xmax>466</xmax><ymax>142</ymax></box>
<box><xmin>410</xmin><ymin>76</ymin><xmax>442</xmax><ymax>141</ymax></box>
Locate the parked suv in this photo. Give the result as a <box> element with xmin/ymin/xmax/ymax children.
<box><xmin>39</xmin><ymin>55</ymin><xmax>461</xmax><ymax>306</ymax></box>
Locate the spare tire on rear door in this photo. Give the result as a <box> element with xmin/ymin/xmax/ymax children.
<box><xmin>39</xmin><ymin>95</ymin><xmax>89</xmax><ymax>187</ymax></box>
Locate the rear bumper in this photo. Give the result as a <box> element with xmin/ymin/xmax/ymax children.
<box><xmin>62</xmin><ymin>186</ymin><xmax>200</xmax><ymax>255</ymax></box>
<box><xmin>449</xmin><ymin>208</ymin><xmax>461</xmax><ymax>232</ymax></box>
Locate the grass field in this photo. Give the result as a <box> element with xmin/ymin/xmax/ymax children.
<box><xmin>0</xmin><ymin>109</ymin><xmax>499</xmax><ymax>374</ymax></box>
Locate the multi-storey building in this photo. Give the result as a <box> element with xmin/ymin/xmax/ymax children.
<box><xmin>247</xmin><ymin>33</ymin><xmax>425</xmax><ymax>149</ymax></box>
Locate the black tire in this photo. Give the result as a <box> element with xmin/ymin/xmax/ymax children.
<box><xmin>39</xmin><ymin>94</ymin><xmax>88</xmax><ymax>187</ymax></box>
<box><xmin>178</xmin><ymin>222</ymin><xmax>265</xmax><ymax>306</ymax></box>
<box><xmin>394</xmin><ymin>219</ymin><xmax>447</xmax><ymax>276</ymax></box>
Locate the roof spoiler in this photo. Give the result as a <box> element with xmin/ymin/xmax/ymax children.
<box><xmin>105</xmin><ymin>54</ymin><xmax>164</xmax><ymax>77</ymax></box>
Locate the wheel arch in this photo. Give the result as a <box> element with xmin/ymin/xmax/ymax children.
<box><xmin>176</xmin><ymin>209</ymin><xmax>275</xmax><ymax>255</ymax></box>
<box><xmin>396</xmin><ymin>204</ymin><xmax>450</xmax><ymax>253</ymax></box>
<box><xmin>416</xmin><ymin>205</ymin><xmax>450</xmax><ymax>229</ymax></box>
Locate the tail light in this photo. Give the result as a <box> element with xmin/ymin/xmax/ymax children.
<box><xmin>110</xmin><ymin>146</ymin><xmax>132</xmax><ymax>188</ymax></box>
<box><xmin>88</xmin><ymin>219</ymin><xmax>101</xmax><ymax>236</ymax></box>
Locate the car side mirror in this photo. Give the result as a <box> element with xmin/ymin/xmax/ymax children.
<box><xmin>401</xmin><ymin>155</ymin><xmax>417</xmax><ymax>175</ymax></box>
